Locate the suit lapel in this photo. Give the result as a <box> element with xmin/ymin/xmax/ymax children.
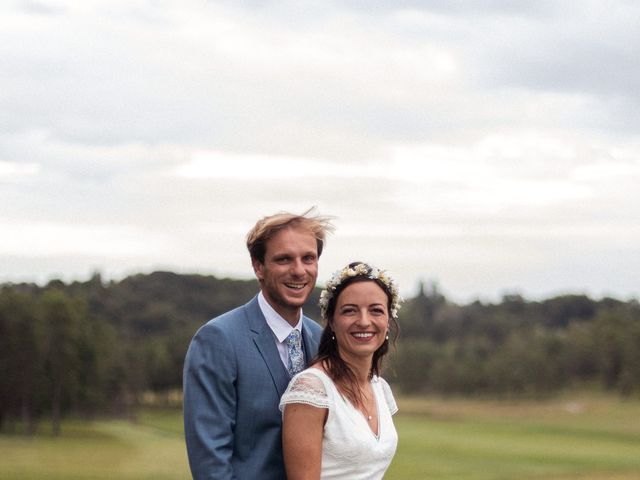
<box><xmin>245</xmin><ymin>297</ymin><xmax>291</xmax><ymax>397</ymax></box>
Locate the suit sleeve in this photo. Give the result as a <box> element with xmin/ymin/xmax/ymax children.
<box><xmin>183</xmin><ymin>322</ymin><xmax>237</xmax><ymax>480</ymax></box>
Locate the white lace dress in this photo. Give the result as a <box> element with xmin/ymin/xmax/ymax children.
<box><xmin>279</xmin><ymin>368</ymin><xmax>398</xmax><ymax>480</ymax></box>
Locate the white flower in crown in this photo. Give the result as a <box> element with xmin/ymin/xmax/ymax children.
<box><xmin>318</xmin><ymin>262</ymin><xmax>403</xmax><ymax>321</ymax></box>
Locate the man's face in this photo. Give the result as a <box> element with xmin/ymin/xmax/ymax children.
<box><xmin>253</xmin><ymin>226</ymin><xmax>319</xmax><ymax>324</ymax></box>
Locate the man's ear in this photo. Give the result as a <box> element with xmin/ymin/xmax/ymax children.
<box><xmin>252</xmin><ymin>259</ymin><xmax>264</xmax><ymax>281</ymax></box>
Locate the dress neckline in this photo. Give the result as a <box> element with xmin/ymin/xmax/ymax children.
<box><xmin>306</xmin><ymin>368</ymin><xmax>382</xmax><ymax>439</ymax></box>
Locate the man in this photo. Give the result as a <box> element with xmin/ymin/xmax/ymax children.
<box><xmin>183</xmin><ymin>209</ymin><xmax>334</xmax><ymax>479</ymax></box>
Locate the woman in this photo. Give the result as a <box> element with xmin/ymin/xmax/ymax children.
<box><xmin>279</xmin><ymin>261</ymin><xmax>402</xmax><ymax>479</ymax></box>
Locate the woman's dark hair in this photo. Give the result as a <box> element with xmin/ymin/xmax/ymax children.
<box><xmin>311</xmin><ymin>262</ymin><xmax>399</xmax><ymax>407</ymax></box>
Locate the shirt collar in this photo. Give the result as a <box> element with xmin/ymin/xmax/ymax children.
<box><xmin>258</xmin><ymin>291</ymin><xmax>303</xmax><ymax>343</ymax></box>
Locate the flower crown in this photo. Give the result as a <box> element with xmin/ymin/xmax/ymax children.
<box><xmin>319</xmin><ymin>262</ymin><xmax>403</xmax><ymax>321</ymax></box>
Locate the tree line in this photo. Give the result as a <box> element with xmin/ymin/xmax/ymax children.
<box><xmin>391</xmin><ymin>281</ymin><xmax>640</xmax><ymax>397</ymax></box>
<box><xmin>1</xmin><ymin>272</ymin><xmax>639</xmax><ymax>434</ymax></box>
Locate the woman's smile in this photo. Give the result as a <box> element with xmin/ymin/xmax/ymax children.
<box><xmin>332</xmin><ymin>281</ymin><xmax>389</xmax><ymax>360</ymax></box>
<box><xmin>350</xmin><ymin>332</ymin><xmax>376</xmax><ymax>341</ymax></box>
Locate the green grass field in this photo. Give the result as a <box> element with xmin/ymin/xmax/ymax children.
<box><xmin>1</xmin><ymin>394</ymin><xmax>639</xmax><ymax>479</ymax></box>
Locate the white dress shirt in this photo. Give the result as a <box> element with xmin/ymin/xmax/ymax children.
<box><xmin>258</xmin><ymin>291</ymin><xmax>305</xmax><ymax>369</ymax></box>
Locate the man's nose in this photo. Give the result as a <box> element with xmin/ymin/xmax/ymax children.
<box><xmin>290</xmin><ymin>258</ymin><xmax>305</xmax><ymax>276</ymax></box>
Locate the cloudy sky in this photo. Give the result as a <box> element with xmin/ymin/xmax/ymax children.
<box><xmin>2</xmin><ymin>0</ymin><xmax>639</xmax><ymax>303</ymax></box>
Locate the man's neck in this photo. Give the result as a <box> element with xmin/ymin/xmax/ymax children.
<box><xmin>278</xmin><ymin>307</ymin><xmax>301</xmax><ymax>327</ymax></box>
<box><xmin>260</xmin><ymin>292</ymin><xmax>302</xmax><ymax>327</ymax></box>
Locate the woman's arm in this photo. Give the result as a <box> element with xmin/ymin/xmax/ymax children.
<box><xmin>282</xmin><ymin>402</ymin><xmax>327</xmax><ymax>480</ymax></box>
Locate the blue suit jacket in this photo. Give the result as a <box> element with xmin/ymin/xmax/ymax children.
<box><xmin>183</xmin><ymin>295</ymin><xmax>323</xmax><ymax>480</ymax></box>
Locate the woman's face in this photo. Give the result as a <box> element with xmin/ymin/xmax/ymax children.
<box><xmin>331</xmin><ymin>280</ymin><xmax>389</xmax><ymax>363</ymax></box>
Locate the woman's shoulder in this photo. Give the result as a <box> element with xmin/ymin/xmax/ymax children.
<box><xmin>373</xmin><ymin>375</ymin><xmax>392</xmax><ymax>388</ymax></box>
<box><xmin>279</xmin><ymin>367</ymin><xmax>335</xmax><ymax>411</ymax></box>
<box><xmin>291</xmin><ymin>367</ymin><xmax>331</xmax><ymax>390</ymax></box>
<box><xmin>299</xmin><ymin>365</ymin><xmax>329</xmax><ymax>378</ymax></box>
<box><xmin>373</xmin><ymin>376</ymin><xmax>398</xmax><ymax>415</ymax></box>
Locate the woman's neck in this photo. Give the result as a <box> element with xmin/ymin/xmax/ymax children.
<box><xmin>342</xmin><ymin>355</ymin><xmax>372</xmax><ymax>385</ymax></box>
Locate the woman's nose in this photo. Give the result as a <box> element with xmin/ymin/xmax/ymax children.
<box><xmin>355</xmin><ymin>310</ymin><xmax>372</xmax><ymax>326</ymax></box>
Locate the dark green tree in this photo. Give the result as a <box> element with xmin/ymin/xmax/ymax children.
<box><xmin>0</xmin><ymin>289</ymin><xmax>45</xmax><ymax>434</ymax></box>
<box><xmin>41</xmin><ymin>289</ymin><xmax>84</xmax><ymax>435</ymax></box>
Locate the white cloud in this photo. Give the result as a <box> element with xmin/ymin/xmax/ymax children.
<box><xmin>1</xmin><ymin>1</ymin><xmax>639</xmax><ymax>301</ymax></box>
<box><xmin>0</xmin><ymin>160</ymin><xmax>40</xmax><ymax>178</ymax></box>
<box><xmin>0</xmin><ymin>220</ymin><xmax>168</xmax><ymax>257</ymax></box>
<box><xmin>172</xmin><ymin>152</ymin><xmax>328</xmax><ymax>179</ymax></box>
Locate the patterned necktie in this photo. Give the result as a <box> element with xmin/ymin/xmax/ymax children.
<box><xmin>285</xmin><ymin>329</ymin><xmax>304</xmax><ymax>376</ymax></box>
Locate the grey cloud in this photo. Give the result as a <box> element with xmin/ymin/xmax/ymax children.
<box><xmin>457</xmin><ymin>3</ymin><xmax>640</xmax><ymax>99</ymax></box>
<box><xmin>477</xmin><ymin>29</ymin><xmax>640</xmax><ymax>99</ymax></box>
<box><xmin>16</xmin><ymin>0</ymin><xmax>65</xmax><ymax>16</ymax></box>
<box><xmin>337</xmin><ymin>0</ymin><xmax>558</xmax><ymax>17</ymax></box>
<box><xmin>2</xmin><ymin>0</ymin><xmax>639</xmax><ymax>300</ymax></box>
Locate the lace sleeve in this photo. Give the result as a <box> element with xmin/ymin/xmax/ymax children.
<box><xmin>379</xmin><ymin>377</ymin><xmax>398</xmax><ymax>415</ymax></box>
<box><xmin>279</xmin><ymin>370</ymin><xmax>330</xmax><ymax>412</ymax></box>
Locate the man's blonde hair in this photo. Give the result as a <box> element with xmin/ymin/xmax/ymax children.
<box><xmin>246</xmin><ymin>207</ymin><xmax>334</xmax><ymax>263</ymax></box>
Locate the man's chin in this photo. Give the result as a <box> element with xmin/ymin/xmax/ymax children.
<box><xmin>284</xmin><ymin>295</ymin><xmax>309</xmax><ymax>306</ymax></box>
<box><xmin>281</xmin><ymin>289</ymin><xmax>312</xmax><ymax>306</ymax></box>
